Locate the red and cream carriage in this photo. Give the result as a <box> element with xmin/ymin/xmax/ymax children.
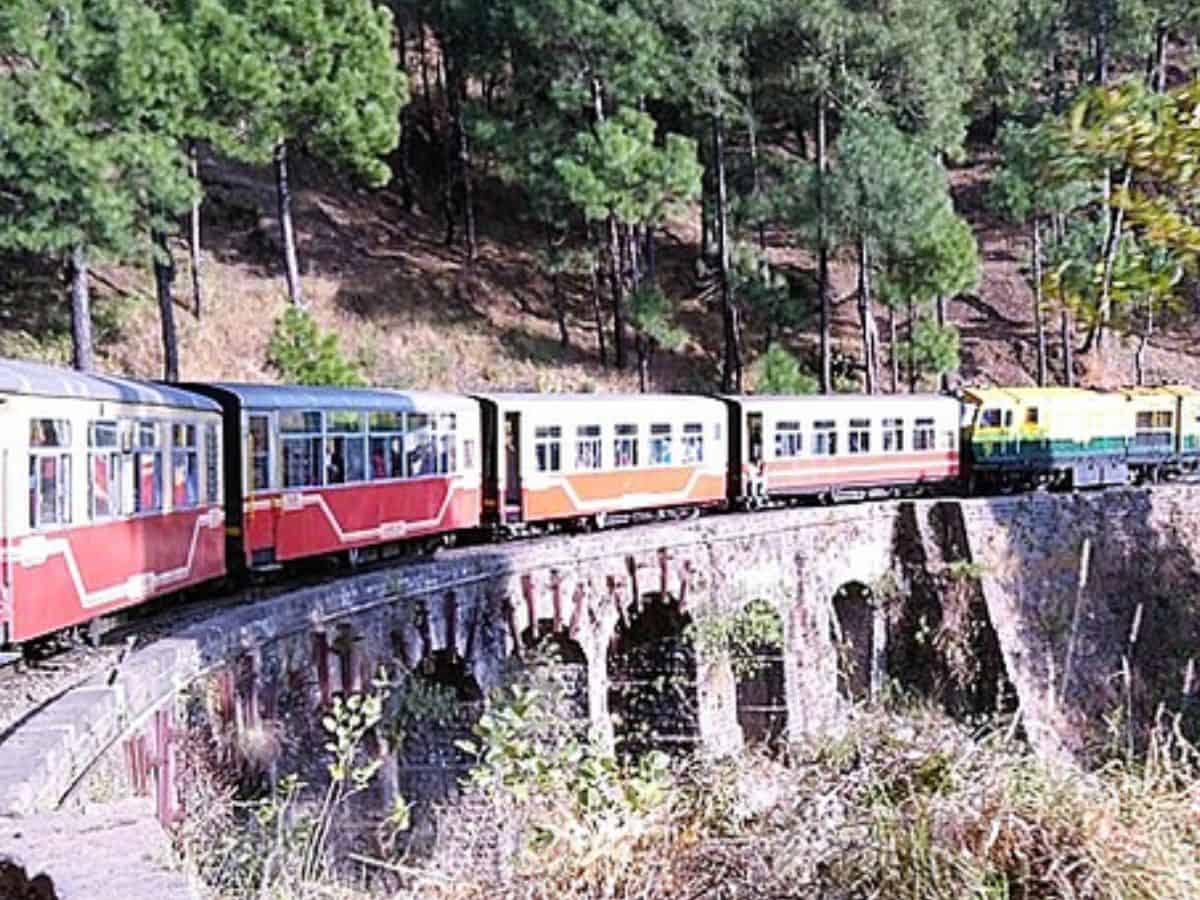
<box><xmin>0</xmin><ymin>360</ymin><xmax>226</xmax><ymax>644</ymax></box>
<box><xmin>725</xmin><ymin>394</ymin><xmax>961</xmax><ymax>503</ymax></box>
<box><xmin>185</xmin><ymin>384</ymin><xmax>482</xmax><ymax>570</ymax></box>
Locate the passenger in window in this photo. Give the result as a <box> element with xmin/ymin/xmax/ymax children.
<box><xmin>326</xmin><ymin>443</ymin><xmax>345</xmax><ymax>485</ymax></box>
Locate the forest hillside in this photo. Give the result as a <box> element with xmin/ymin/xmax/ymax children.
<box><xmin>2</xmin><ymin>1</ymin><xmax>1200</xmax><ymax>396</ymax></box>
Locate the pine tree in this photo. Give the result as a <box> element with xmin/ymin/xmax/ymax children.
<box><xmin>0</xmin><ymin>0</ymin><xmax>198</xmax><ymax>371</ymax></box>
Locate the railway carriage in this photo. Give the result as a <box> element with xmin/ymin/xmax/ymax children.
<box><xmin>0</xmin><ymin>360</ymin><xmax>225</xmax><ymax>645</ymax></box>
<box><xmin>475</xmin><ymin>394</ymin><xmax>728</xmax><ymax>529</ymax></box>
<box><xmin>725</xmin><ymin>394</ymin><xmax>962</xmax><ymax>503</ymax></box>
<box><xmin>184</xmin><ymin>384</ymin><xmax>482</xmax><ymax>571</ymax></box>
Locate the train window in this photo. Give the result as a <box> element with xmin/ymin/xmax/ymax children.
<box><xmin>775</xmin><ymin>421</ymin><xmax>803</xmax><ymax>458</ymax></box>
<box><xmin>682</xmin><ymin>423</ymin><xmax>704</xmax><ymax>463</ymax></box>
<box><xmin>369</xmin><ymin>412</ymin><xmax>404</xmax><ymax>480</ymax></box>
<box><xmin>848</xmin><ymin>419</ymin><xmax>871</xmax><ymax>454</ymax></box>
<box><xmin>204</xmin><ymin>425</ymin><xmax>219</xmax><ymax>503</ymax></box>
<box><xmin>1155</xmin><ymin>411</ymin><xmax>1173</xmax><ymax>428</ymax></box>
<box><xmin>133</xmin><ymin>422</ymin><xmax>163</xmax><ymax>514</ymax></box>
<box><xmin>462</xmin><ymin>439</ymin><xmax>476</xmax><ymax>471</ymax></box>
<box><xmin>944</xmin><ymin>430</ymin><xmax>957</xmax><ymax>451</ymax></box>
<box><xmin>281</xmin><ymin>410</ymin><xmax>322</xmax><ymax>433</ymax></box>
<box><xmin>882</xmin><ymin>417</ymin><xmax>904</xmax><ymax>453</ymax></box>
<box><xmin>914</xmin><ymin>418</ymin><xmax>936</xmax><ymax>451</ymax></box>
<box><xmin>535</xmin><ymin>426</ymin><xmax>562</xmax><ymax>473</ymax></box>
<box><xmin>1135</xmin><ymin>410</ymin><xmax>1174</xmax><ymax>449</ymax></box>
<box><xmin>1025</xmin><ymin>408</ymin><xmax>1040</xmax><ymax>425</ymax></box>
<box><xmin>614</xmin><ymin>424</ymin><xmax>639</xmax><ymax>468</ymax></box>
<box><xmin>980</xmin><ymin>409</ymin><xmax>1003</xmax><ymax>428</ymax></box>
<box><xmin>30</xmin><ymin>419</ymin><xmax>71</xmax><ymax>448</ymax></box>
<box><xmin>576</xmin><ymin>425</ymin><xmax>602</xmax><ymax>470</ymax></box>
<box><xmin>406</xmin><ymin>414</ymin><xmax>436</xmax><ymax>477</ymax></box>
<box><xmin>171</xmin><ymin>424</ymin><xmax>200</xmax><ymax>509</ymax></box>
<box><xmin>650</xmin><ymin>423</ymin><xmax>673</xmax><ymax>465</ymax></box>
<box><xmin>29</xmin><ymin>419</ymin><xmax>72</xmax><ymax>529</ymax></box>
<box><xmin>326</xmin><ymin>411</ymin><xmax>366</xmax><ymax>485</ymax></box>
<box><xmin>249</xmin><ymin>416</ymin><xmax>271</xmax><ymax>490</ymax></box>
<box><xmin>281</xmin><ymin>411</ymin><xmax>322</xmax><ymax>489</ymax></box>
<box><xmin>812</xmin><ymin>420</ymin><xmax>837</xmax><ymax>456</ymax></box>
<box><xmin>88</xmin><ymin>421</ymin><xmax>121</xmax><ymax>520</ymax></box>
<box><xmin>438</xmin><ymin>414</ymin><xmax>457</xmax><ymax>474</ymax></box>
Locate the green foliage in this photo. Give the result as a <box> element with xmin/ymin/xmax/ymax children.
<box><xmin>686</xmin><ymin>599</ymin><xmax>785</xmax><ymax>679</ymax></box>
<box><xmin>629</xmin><ymin>285</ymin><xmax>685</xmax><ymax>350</ymax></box>
<box><xmin>734</xmin><ymin>242</ymin><xmax>810</xmax><ymax>333</ymax></box>
<box><xmin>0</xmin><ymin>0</ymin><xmax>198</xmax><ymax>261</ymax></box>
<box><xmin>903</xmin><ymin>316</ymin><xmax>961</xmax><ymax>389</ymax></box>
<box><xmin>751</xmin><ymin>344</ymin><xmax>818</xmax><ymax>395</ymax></box>
<box><xmin>555</xmin><ymin>108</ymin><xmax>702</xmax><ymax>227</ymax></box>
<box><xmin>266</xmin><ymin>307</ymin><xmax>365</xmax><ymax>386</ymax></box>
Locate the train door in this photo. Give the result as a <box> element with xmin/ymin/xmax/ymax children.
<box><xmin>245</xmin><ymin>412</ymin><xmax>278</xmax><ymax>567</ymax></box>
<box><xmin>503</xmin><ymin>412</ymin><xmax>522</xmax><ymax>521</ymax></box>
<box><xmin>747</xmin><ymin>412</ymin><xmax>765</xmax><ymax>499</ymax></box>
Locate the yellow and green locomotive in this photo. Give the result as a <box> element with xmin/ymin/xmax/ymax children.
<box><xmin>960</xmin><ymin>386</ymin><xmax>1200</xmax><ymax>491</ymax></box>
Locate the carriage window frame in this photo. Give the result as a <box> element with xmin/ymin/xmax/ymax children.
<box><xmin>325</xmin><ymin>410</ymin><xmax>366</xmax><ymax>486</ymax></box>
<box><xmin>812</xmin><ymin>419</ymin><xmax>837</xmax><ymax>456</ymax></box>
<box><xmin>132</xmin><ymin>420</ymin><xmax>164</xmax><ymax>515</ymax></box>
<box><xmin>204</xmin><ymin>424</ymin><xmax>219</xmax><ymax>504</ymax></box>
<box><xmin>575</xmin><ymin>424</ymin><xmax>602</xmax><ymax>470</ymax></box>
<box><xmin>29</xmin><ymin>418</ymin><xmax>72</xmax><ymax>530</ymax></box>
<box><xmin>535</xmin><ymin>425</ymin><xmax>562</xmax><ymax>473</ymax></box>
<box><xmin>914</xmin><ymin>417</ymin><xmax>937</xmax><ymax>451</ymax></box>
<box><xmin>848</xmin><ymin>418</ymin><xmax>871</xmax><ymax>455</ymax></box>
<box><xmin>980</xmin><ymin>408</ymin><xmax>1003</xmax><ymax>428</ymax></box>
<box><xmin>248</xmin><ymin>414</ymin><xmax>272</xmax><ymax>492</ymax></box>
<box><xmin>614</xmin><ymin>423</ymin><xmax>639</xmax><ymax>468</ymax></box>
<box><xmin>682</xmin><ymin>422</ymin><xmax>705</xmax><ymax>464</ymax></box>
<box><xmin>406</xmin><ymin>413</ymin><xmax>437</xmax><ymax>478</ymax></box>
<box><xmin>88</xmin><ymin>420</ymin><xmax>122</xmax><ymax>520</ymax></box>
<box><xmin>280</xmin><ymin>410</ymin><xmax>323</xmax><ymax>489</ymax></box>
<box><xmin>774</xmin><ymin>420</ymin><xmax>803</xmax><ymax>459</ymax></box>
<box><xmin>649</xmin><ymin>423</ymin><xmax>673</xmax><ymax>466</ymax></box>
<box><xmin>170</xmin><ymin>423</ymin><xmax>201</xmax><ymax>510</ymax></box>
<box><xmin>369</xmin><ymin>411</ymin><xmax>405</xmax><ymax>481</ymax></box>
<box><xmin>438</xmin><ymin>414</ymin><xmax>457</xmax><ymax>475</ymax></box>
<box><xmin>882</xmin><ymin>417</ymin><xmax>904</xmax><ymax>453</ymax></box>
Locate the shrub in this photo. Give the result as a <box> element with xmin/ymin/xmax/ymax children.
<box><xmin>267</xmin><ymin>307</ymin><xmax>365</xmax><ymax>386</ymax></box>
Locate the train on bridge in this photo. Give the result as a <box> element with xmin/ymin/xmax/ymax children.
<box><xmin>3</xmin><ymin>357</ymin><xmax>1199</xmax><ymax>647</ymax></box>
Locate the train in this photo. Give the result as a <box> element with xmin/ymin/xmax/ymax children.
<box><xmin>3</xmin><ymin>356</ymin><xmax>1199</xmax><ymax>649</ymax></box>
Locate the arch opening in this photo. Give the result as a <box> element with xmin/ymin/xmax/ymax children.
<box><xmin>831</xmin><ymin>581</ymin><xmax>877</xmax><ymax>702</ymax></box>
<box><xmin>607</xmin><ymin>593</ymin><xmax>698</xmax><ymax>758</ymax></box>
<box><xmin>731</xmin><ymin>600</ymin><xmax>787</xmax><ymax>748</ymax></box>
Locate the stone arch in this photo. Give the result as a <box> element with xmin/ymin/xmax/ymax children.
<box><xmin>607</xmin><ymin>592</ymin><xmax>698</xmax><ymax>757</ymax></box>
<box><xmin>732</xmin><ymin>599</ymin><xmax>788</xmax><ymax>747</ymax></box>
<box><xmin>831</xmin><ymin>580</ymin><xmax>879</xmax><ymax>702</ymax></box>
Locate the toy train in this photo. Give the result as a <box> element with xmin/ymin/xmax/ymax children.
<box><xmin>3</xmin><ymin>357</ymin><xmax>1199</xmax><ymax>648</ymax></box>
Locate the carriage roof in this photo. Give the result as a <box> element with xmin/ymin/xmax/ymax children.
<box><xmin>193</xmin><ymin>382</ymin><xmax>476</xmax><ymax>413</ymax></box>
<box><xmin>0</xmin><ymin>358</ymin><xmax>218</xmax><ymax>411</ymax></box>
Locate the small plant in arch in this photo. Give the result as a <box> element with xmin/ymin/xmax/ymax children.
<box><xmin>686</xmin><ymin>598</ymin><xmax>785</xmax><ymax>679</ymax></box>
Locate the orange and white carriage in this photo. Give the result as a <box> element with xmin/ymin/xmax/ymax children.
<box><xmin>476</xmin><ymin>394</ymin><xmax>728</xmax><ymax>530</ymax></box>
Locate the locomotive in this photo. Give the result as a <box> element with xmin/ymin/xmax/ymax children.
<box><xmin>2</xmin><ymin>356</ymin><xmax>1196</xmax><ymax>649</ymax></box>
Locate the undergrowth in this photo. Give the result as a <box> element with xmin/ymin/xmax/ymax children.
<box><xmin>176</xmin><ymin>662</ymin><xmax>1200</xmax><ymax>900</ymax></box>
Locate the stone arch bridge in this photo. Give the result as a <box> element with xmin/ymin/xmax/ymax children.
<box><xmin>5</xmin><ymin>487</ymin><xmax>1200</xmax><ymax>828</ymax></box>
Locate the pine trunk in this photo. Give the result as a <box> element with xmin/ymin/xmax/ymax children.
<box><xmin>908</xmin><ymin>298</ymin><xmax>917</xmax><ymax>392</ymax></box>
<box><xmin>713</xmin><ymin>114</ymin><xmax>741</xmax><ymax>393</ymax></box>
<box><xmin>608</xmin><ymin>216</ymin><xmax>626</xmax><ymax>369</ymax></box>
<box><xmin>935</xmin><ymin>294</ymin><xmax>948</xmax><ymax>391</ymax></box>
<box><xmin>589</xmin><ymin>256</ymin><xmax>607</xmax><ymax>367</ymax></box>
<box><xmin>1135</xmin><ymin>299</ymin><xmax>1152</xmax><ymax>386</ymax></box>
<box><xmin>645</xmin><ymin>226</ymin><xmax>657</xmax><ymax>283</ymax></box>
<box><xmin>816</xmin><ymin>91</ymin><xmax>832</xmax><ymax>394</ymax></box>
<box><xmin>153</xmin><ymin>230</ymin><xmax>180</xmax><ymax>382</ymax></box>
<box><xmin>68</xmin><ymin>246</ymin><xmax>95</xmax><ymax>372</ymax></box>
<box><xmin>857</xmin><ymin>237</ymin><xmax>879</xmax><ymax>395</ymax></box>
<box><xmin>889</xmin><ymin>306</ymin><xmax>899</xmax><ymax>393</ymax></box>
<box><xmin>440</xmin><ymin>57</ymin><xmax>456</xmax><ymax>248</ymax></box>
<box><xmin>188</xmin><ymin>141</ymin><xmax>203</xmax><ymax>319</ymax></box>
<box><xmin>1061</xmin><ymin>308</ymin><xmax>1074</xmax><ymax>386</ymax></box>
<box><xmin>1033</xmin><ymin>219</ymin><xmax>1047</xmax><ymax>386</ymax></box>
<box><xmin>637</xmin><ymin>334</ymin><xmax>649</xmax><ymax>393</ymax></box>
<box><xmin>448</xmin><ymin>61</ymin><xmax>477</xmax><ymax>261</ymax></box>
<box><xmin>1153</xmin><ymin>25</ymin><xmax>1168</xmax><ymax>92</ymax></box>
<box><xmin>274</xmin><ymin>143</ymin><xmax>304</xmax><ymax>308</ymax></box>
